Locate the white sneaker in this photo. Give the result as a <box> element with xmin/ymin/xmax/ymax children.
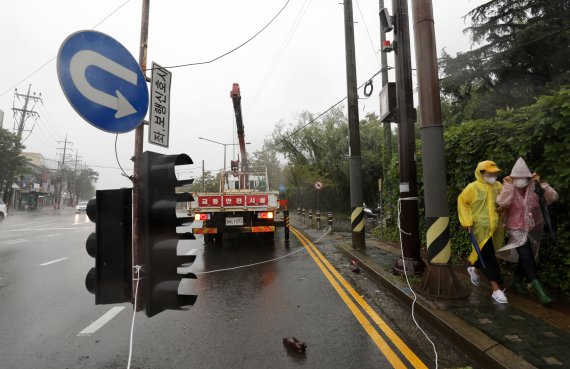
<box><xmin>492</xmin><ymin>289</ymin><xmax>509</xmax><ymax>304</ymax></box>
<box><xmin>467</xmin><ymin>267</ymin><xmax>480</xmax><ymax>286</ymax></box>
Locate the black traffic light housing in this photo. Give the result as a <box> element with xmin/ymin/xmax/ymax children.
<box><xmin>85</xmin><ymin>188</ymin><xmax>133</xmax><ymax>304</ymax></box>
<box><xmin>139</xmin><ymin>151</ymin><xmax>197</xmax><ymax>317</ymax></box>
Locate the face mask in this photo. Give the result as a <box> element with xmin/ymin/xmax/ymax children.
<box><xmin>484</xmin><ymin>176</ymin><xmax>497</xmax><ymax>184</ymax></box>
<box><xmin>514</xmin><ymin>178</ymin><xmax>529</xmax><ymax>188</ymax></box>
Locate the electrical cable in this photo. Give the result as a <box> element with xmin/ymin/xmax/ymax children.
<box><xmin>355</xmin><ymin>0</ymin><xmax>382</xmax><ymax>68</ymax></box>
<box><xmin>247</xmin><ymin>0</ymin><xmax>312</xmax><ymax>111</ymax></box>
<box><xmin>0</xmin><ymin>0</ymin><xmax>133</xmax><ymax>97</ymax></box>
<box><xmin>397</xmin><ymin>197</ymin><xmax>439</xmax><ymax>369</ymax></box>
<box><xmin>145</xmin><ymin>0</ymin><xmax>291</xmax><ymax>71</ymax></box>
<box><xmin>278</xmin><ymin>67</ymin><xmax>388</xmax><ymax>140</ymax></box>
<box><xmin>115</xmin><ymin>134</ymin><xmax>132</xmax><ymax>180</ymax></box>
<box><xmin>195</xmin><ymin>247</ymin><xmax>306</xmax><ymax>275</ymax></box>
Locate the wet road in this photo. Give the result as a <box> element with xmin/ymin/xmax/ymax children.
<box><xmin>0</xmin><ymin>210</ymin><xmax>471</xmax><ymax>368</ymax></box>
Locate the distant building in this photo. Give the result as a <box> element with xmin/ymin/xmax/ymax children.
<box><xmin>11</xmin><ymin>153</ymin><xmax>54</xmax><ymax>210</ymax></box>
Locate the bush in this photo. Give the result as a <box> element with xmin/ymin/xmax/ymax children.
<box><xmin>381</xmin><ymin>86</ymin><xmax>570</xmax><ymax>296</ymax></box>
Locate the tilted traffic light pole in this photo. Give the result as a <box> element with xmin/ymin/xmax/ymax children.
<box><xmin>85</xmin><ymin>189</ymin><xmax>133</xmax><ymax>304</ymax></box>
<box><xmin>139</xmin><ymin>151</ymin><xmax>198</xmax><ymax>317</ymax></box>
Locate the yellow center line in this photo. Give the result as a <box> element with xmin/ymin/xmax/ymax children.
<box><xmin>292</xmin><ymin>227</ymin><xmax>429</xmax><ymax>369</ymax></box>
<box><xmin>291</xmin><ymin>228</ymin><xmax>407</xmax><ymax>369</ymax></box>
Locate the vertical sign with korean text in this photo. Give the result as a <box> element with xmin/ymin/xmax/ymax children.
<box><xmin>149</xmin><ymin>62</ymin><xmax>171</xmax><ymax>147</ymax></box>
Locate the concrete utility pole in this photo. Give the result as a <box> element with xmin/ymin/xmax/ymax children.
<box><xmin>343</xmin><ymin>0</ymin><xmax>365</xmax><ymax>249</ymax></box>
<box><xmin>72</xmin><ymin>151</ymin><xmax>83</xmax><ymax>205</ymax></box>
<box><xmin>12</xmin><ymin>84</ymin><xmax>42</xmax><ymax>140</ymax></box>
<box><xmin>412</xmin><ymin>0</ymin><xmax>466</xmax><ymax>298</ymax></box>
<box><xmin>392</xmin><ymin>0</ymin><xmax>425</xmax><ymax>275</ymax></box>
<box><xmin>55</xmin><ymin>134</ymin><xmax>72</xmax><ymax>210</ymax></box>
<box><xmin>132</xmin><ymin>0</ymin><xmax>150</xmax><ymax>311</ymax></box>
<box><xmin>202</xmin><ymin>160</ymin><xmax>205</xmax><ymax>192</ymax></box>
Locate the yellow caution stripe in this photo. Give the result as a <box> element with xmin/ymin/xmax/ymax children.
<box><xmin>351</xmin><ymin>206</ymin><xmax>365</xmax><ymax>233</ymax></box>
<box><xmin>192</xmin><ymin>228</ymin><xmax>218</xmax><ymax>234</ymax></box>
<box><xmin>251</xmin><ymin>226</ymin><xmax>275</xmax><ymax>233</ymax></box>
<box><xmin>426</xmin><ymin>216</ymin><xmax>451</xmax><ymax>264</ymax></box>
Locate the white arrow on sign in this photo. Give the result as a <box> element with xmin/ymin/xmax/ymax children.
<box><xmin>70</xmin><ymin>50</ymin><xmax>138</xmax><ymax>119</ymax></box>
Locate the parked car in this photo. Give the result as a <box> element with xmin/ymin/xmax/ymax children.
<box><xmin>0</xmin><ymin>199</ymin><xmax>7</xmax><ymax>221</ymax></box>
<box><xmin>75</xmin><ymin>201</ymin><xmax>88</xmax><ymax>213</ymax></box>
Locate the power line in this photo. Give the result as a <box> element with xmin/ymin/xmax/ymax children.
<box><xmin>354</xmin><ymin>0</ymin><xmax>381</xmax><ymax>68</ymax></box>
<box><xmin>247</xmin><ymin>0</ymin><xmax>312</xmax><ymax>111</ymax></box>
<box><xmin>278</xmin><ymin>68</ymin><xmax>387</xmax><ymax>140</ymax></box>
<box><xmin>0</xmin><ymin>0</ymin><xmax>134</xmax><ymax>97</ymax></box>
<box><xmin>145</xmin><ymin>0</ymin><xmax>291</xmax><ymax>71</ymax></box>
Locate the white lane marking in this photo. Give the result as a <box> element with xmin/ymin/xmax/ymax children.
<box><xmin>185</xmin><ymin>249</ymin><xmax>198</xmax><ymax>256</ymax></box>
<box><xmin>39</xmin><ymin>257</ymin><xmax>69</xmax><ymax>266</ymax></box>
<box><xmin>0</xmin><ymin>239</ymin><xmax>26</xmax><ymax>245</ymax></box>
<box><xmin>36</xmin><ymin>234</ymin><xmax>61</xmax><ymax>238</ymax></box>
<box><xmin>77</xmin><ymin>307</ymin><xmax>126</xmax><ymax>336</ymax></box>
<box><xmin>3</xmin><ymin>227</ymin><xmax>92</xmax><ymax>232</ymax></box>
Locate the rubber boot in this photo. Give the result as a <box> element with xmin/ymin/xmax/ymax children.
<box><xmin>509</xmin><ymin>272</ymin><xmax>529</xmax><ymax>296</ymax></box>
<box><xmin>531</xmin><ymin>279</ymin><xmax>553</xmax><ymax>305</ymax></box>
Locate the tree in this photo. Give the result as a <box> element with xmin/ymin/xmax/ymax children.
<box><xmin>0</xmin><ymin>128</ymin><xmax>28</xmax><ymax>202</ymax></box>
<box><xmin>440</xmin><ymin>0</ymin><xmax>570</xmax><ymax>123</ymax></box>
<box><xmin>65</xmin><ymin>167</ymin><xmax>98</xmax><ymax>202</ymax></box>
<box><xmin>188</xmin><ymin>171</ymin><xmax>221</xmax><ymax>193</ymax></box>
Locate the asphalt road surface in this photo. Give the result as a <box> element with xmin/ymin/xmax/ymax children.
<box><xmin>0</xmin><ymin>209</ymin><xmax>474</xmax><ymax>369</ymax></box>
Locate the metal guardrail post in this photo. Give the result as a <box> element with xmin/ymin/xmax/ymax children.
<box><xmin>316</xmin><ymin>210</ymin><xmax>321</xmax><ymax>230</ymax></box>
<box><xmin>309</xmin><ymin>209</ymin><xmax>313</xmax><ymax>228</ymax></box>
<box><xmin>328</xmin><ymin>212</ymin><xmax>334</xmax><ymax>233</ymax></box>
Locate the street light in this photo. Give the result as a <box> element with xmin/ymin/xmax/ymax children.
<box><xmin>198</xmin><ymin>137</ymin><xmax>251</xmax><ymax>173</ymax></box>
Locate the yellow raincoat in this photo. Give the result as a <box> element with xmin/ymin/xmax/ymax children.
<box><xmin>457</xmin><ymin>161</ymin><xmax>505</xmax><ymax>265</ymax></box>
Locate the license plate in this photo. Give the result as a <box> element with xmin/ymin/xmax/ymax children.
<box><xmin>226</xmin><ymin>217</ymin><xmax>243</xmax><ymax>226</ymax></box>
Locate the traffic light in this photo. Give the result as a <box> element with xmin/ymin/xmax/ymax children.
<box><xmin>85</xmin><ymin>188</ymin><xmax>133</xmax><ymax>304</ymax></box>
<box><xmin>139</xmin><ymin>151</ymin><xmax>197</xmax><ymax>317</ymax></box>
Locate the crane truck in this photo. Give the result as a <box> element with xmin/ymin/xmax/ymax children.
<box><xmin>190</xmin><ymin>84</ymin><xmax>287</xmax><ymax>245</ymax></box>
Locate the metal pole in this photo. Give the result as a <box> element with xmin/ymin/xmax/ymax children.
<box><xmin>392</xmin><ymin>0</ymin><xmax>424</xmax><ymax>275</ymax></box>
<box><xmin>379</xmin><ymin>0</ymin><xmax>392</xmax><ymax>217</ymax></box>
<box><xmin>343</xmin><ymin>0</ymin><xmax>365</xmax><ymax>249</ymax></box>
<box><xmin>202</xmin><ymin>160</ymin><xmax>205</xmax><ymax>191</ymax></box>
<box><xmin>223</xmin><ymin>145</ymin><xmax>227</xmax><ymax>174</ymax></box>
<box><xmin>133</xmin><ymin>0</ymin><xmax>150</xmax><ymax>311</ymax></box>
<box><xmin>412</xmin><ymin>0</ymin><xmax>465</xmax><ymax>298</ymax></box>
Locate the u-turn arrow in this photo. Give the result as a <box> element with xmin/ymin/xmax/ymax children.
<box><xmin>70</xmin><ymin>50</ymin><xmax>138</xmax><ymax>119</ymax></box>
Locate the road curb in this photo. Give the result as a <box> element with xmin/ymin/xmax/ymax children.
<box><xmin>335</xmin><ymin>242</ymin><xmax>538</xmax><ymax>369</ymax></box>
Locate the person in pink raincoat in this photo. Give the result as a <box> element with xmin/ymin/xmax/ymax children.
<box><xmin>496</xmin><ymin>157</ymin><xmax>558</xmax><ymax>305</ymax></box>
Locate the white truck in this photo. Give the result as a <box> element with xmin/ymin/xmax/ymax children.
<box><xmin>190</xmin><ymin>169</ymin><xmax>281</xmax><ymax>245</ymax></box>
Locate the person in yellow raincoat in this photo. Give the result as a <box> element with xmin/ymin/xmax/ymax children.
<box><xmin>458</xmin><ymin>161</ymin><xmax>507</xmax><ymax>303</ymax></box>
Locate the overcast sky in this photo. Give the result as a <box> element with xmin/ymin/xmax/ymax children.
<box><xmin>0</xmin><ymin>0</ymin><xmax>485</xmax><ymax>190</ymax></box>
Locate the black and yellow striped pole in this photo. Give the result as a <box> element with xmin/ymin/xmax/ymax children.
<box><xmin>343</xmin><ymin>0</ymin><xmax>365</xmax><ymax>249</ymax></box>
<box><xmin>412</xmin><ymin>0</ymin><xmax>466</xmax><ymax>298</ymax></box>
<box><xmin>284</xmin><ymin>210</ymin><xmax>290</xmax><ymax>242</ymax></box>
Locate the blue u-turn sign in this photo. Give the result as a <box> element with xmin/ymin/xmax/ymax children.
<box><xmin>57</xmin><ymin>30</ymin><xmax>149</xmax><ymax>133</ymax></box>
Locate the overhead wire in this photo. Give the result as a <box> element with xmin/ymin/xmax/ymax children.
<box><xmin>247</xmin><ymin>0</ymin><xmax>313</xmax><ymax>111</ymax></box>
<box><xmin>278</xmin><ymin>67</ymin><xmax>388</xmax><ymax>140</ymax></box>
<box><xmin>145</xmin><ymin>0</ymin><xmax>291</xmax><ymax>71</ymax></box>
<box><xmin>355</xmin><ymin>0</ymin><xmax>382</xmax><ymax>68</ymax></box>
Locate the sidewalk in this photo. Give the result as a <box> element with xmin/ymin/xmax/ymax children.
<box><xmin>292</xmin><ymin>218</ymin><xmax>570</xmax><ymax>369</ymax></box>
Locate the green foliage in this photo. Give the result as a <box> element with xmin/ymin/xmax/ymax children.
<box><xmin>0</xmin><ymin>128</ymin><xmax>28</xmax><ymax>200</ymax></box>
<box><xmin>443</xmin><ymin>86</ymin><xmax>570</xmax><ymax>295</ymax></box>
<box><xmin>440</xmin><ymin>0</ymin><xmax>570</xmax><ymax>123</ymax></box>
<box><xmin>188</xmin><ymin>171</ymin><xmax>221</xmax><ymax>193</ymax></box>
<box><xmin>270</xmin><ymin>108</ymin><xmax>386</xmax><ymax>212</ymax></box>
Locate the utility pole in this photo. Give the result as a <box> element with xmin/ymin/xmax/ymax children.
<box><xmin>379</xmin><ymin>0</ymin><xmax>392</xmax><ymax>221</ymax></box>
<box><xmin>132</xmin><ymin>0</ymin><xmax>150</xmax><ymax>311</ymax></box>
<box><xmin>202</xmin><ymin>160</ymin><xmax>205</xmax><ymax>191</ymax></box>
<box><xmin>72</xmin><ymin>151</ymin><xmax>83</xmax><ymax>205</ymax></box>
<box><xmin>12</xmin><ymin>84</ymin><xmax>42</xmax><ymax>140</ymax></box>
<box><xmin>55</xmin><ymin>135</ymin><xmax>72</xmax><ymax>210</ymax></box>
<box><xmin>392</xmin><ymin>0</ymin><xmax>424</xmax><ymax>275</ymax></box>
<box><xmin>412</xmin><ymin>0</ymin><xmax>465</xmax><ymax>298</ymax></box>
<box><xmin>343</xmin><ymin>0</ymin><xmax>365</xmax><ymax>249</ymax></box>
